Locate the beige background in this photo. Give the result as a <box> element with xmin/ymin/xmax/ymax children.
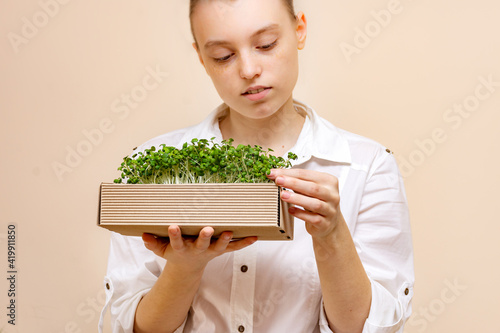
<box><xmin>1</xmin><ymin>0</ymin><xmax>499</xmax><ymax>332</ymax></box>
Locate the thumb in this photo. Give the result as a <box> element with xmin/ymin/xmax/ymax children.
<box><xmin>142</xmin><ymin>233</ymin><xmax>167</xmax><ymax>257</ymax></box>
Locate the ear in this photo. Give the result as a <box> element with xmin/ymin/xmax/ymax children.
<box><xmin>192</xmin><ymin>42</ymin><xmax>206</xmax><ymax>68</ymax></box>
<box><xmin>295</xmin><ymin>11</ymin><xmax>307</xmax><ymax>50</ymax></box>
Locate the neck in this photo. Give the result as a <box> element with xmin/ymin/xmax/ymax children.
<box><xmin>219</xmin><ymin>97</ymin><xmax>305</xmax><ymax>157</ymax></box>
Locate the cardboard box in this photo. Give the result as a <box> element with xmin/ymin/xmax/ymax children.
<box><xmin>97</xmin><ymin>183</ymin><xmax>293</xmax><ymax>240</ymax></box>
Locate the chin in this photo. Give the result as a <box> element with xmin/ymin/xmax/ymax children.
<box><xmin>247</xmin><ymin>103</ymin><xmax>280</xmax><ymax>119</ymax></box>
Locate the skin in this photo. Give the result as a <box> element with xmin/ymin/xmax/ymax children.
<box><xmin>134</xmin><ymin>1</ymin><xmax>371</xmax><ymax>333</ymax></box>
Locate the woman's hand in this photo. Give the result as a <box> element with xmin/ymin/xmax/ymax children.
<box><xmin>267</xmin><ymin>168</ymin><xmax>342</xmax><ymax>240</ymax></box>
<box><xmin>142</xmin><ymin>226</ymin><xmax>257</xmax><ymax>273</ymax></box>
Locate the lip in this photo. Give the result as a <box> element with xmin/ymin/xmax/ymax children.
<box><xmin>242</xmin><ymin>86</ymin><xmax>272</xmax><ymax>102</ymax></box>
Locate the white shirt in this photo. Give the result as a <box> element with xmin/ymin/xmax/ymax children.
<box><xmin>99</xmin><ymin>100</ymin><xmax>414</xmax><ymax>333</ymax></box>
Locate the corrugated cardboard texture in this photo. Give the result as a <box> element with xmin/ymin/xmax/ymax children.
<box><xmin>98</xmin><ymin>183</ymin><xmax>293</xmax><ymax>240</ymax></box>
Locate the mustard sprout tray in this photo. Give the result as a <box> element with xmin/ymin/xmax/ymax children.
<box><xmin>97</xmin><ymin>183</ymin><xmax>293</xmax><ymax>240</ymax></box>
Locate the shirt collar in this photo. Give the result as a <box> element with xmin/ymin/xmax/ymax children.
<box><xmin>290</xmin><ymin>99</ymin><xmax>351</xmax><ymax>166</ymax></box>
<box><xmin>179</xmin><ymin>99</ymin><xmax>352</xmax><ymax>166</ymax></box>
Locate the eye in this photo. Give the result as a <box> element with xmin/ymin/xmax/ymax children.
<box><xmin>214</xmin><ymin>54</ymin><xmax>234</xmax><ymax>63</ymax></box>
<box><xmin>258</xmin><ymin>40</ymin><xmax>278</xmax><ymax>50</ymax></box>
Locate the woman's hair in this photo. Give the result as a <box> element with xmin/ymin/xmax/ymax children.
<box><xmin>189</xmin><ymin>0</ymin><xmax>296</xmax><ymax>44</ymax></box>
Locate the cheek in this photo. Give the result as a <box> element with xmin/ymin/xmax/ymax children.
<box><xmin>272</xmin><ymin>44</ymin><xmax>288</xmax><ymax>60</ymax></box>
<box><xmin>207</xmin><ymin>63</ymin><xmax>231</xmax><ymax>76</ymax></box>
<box><xmin>206</xmin><ymin>64</ymin><xmax>234</xmax><ymax>90</ymax></box>
<box><xmin>206</xmin><ymin>66</ymin><xmax>240</xmax><ymax>99</ymax></box>
<box><xmin>270</xmin><ymin>45</ymin><xmax>298</xmax><ymax>77</ymax></box>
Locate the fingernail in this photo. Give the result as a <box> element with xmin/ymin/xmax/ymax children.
<box><xmin>276</xmin><ymin>176</ymin><xmax>285</xmax><ymax>185</ymax></box>
<box><xmin>267</xmin><ymin>169</ymin><xmax>276</xmax><ymax>178</ymax></box>
<box><xmin>281</xmin><ymin>190</ymin><xmax>290</xmax><ymax>199</ymax></box>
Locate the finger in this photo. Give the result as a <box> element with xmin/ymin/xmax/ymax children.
<box><xmin>280</xmin><ymin>189</ymin><xmax>332</xmax><ymax>216</ymax></box>
<box><xmin>289</xmin><ymin>207</ymin><xmax>332</xmax><ymax>236</ymax></box>
<box><xmin>168</xmin><ymin>225</ymin><xmax>184</xmax><ymax>251</ymax></box>
<box><xmin>268</xmin><ymin>168</ymin><xmax>336</xmax><ymax>184</ymax></box>
<box><xmin>212</xmin><ymin>231</ymin><xmax>233</xmax><ymax>252</ymax></box>
<box><xmin>276</xmin><ymin>176</ymin><xmax>336</xmax><ymax>202</ymax></box>
<box><xmin>288</xmin><ymin>206</ymin><xmax>324</xmax><ymax>225</ymax></box>
<box><xmin>194</xmin><ymin>226</ymin><xmax>214</xmax><ymax>251</ymax></box>
<box><xmin>289</xmin><ymin>206</ymin><xmax>334</xmax><ymax>237</ymax></box>
<box><xmin>142</xmin><ymin>233</ymin><xmax>169</xmax><ymax>257</ymax></box>
<box><xmin>225</xmin><ymin>236</ymin><xmax>258</xmax><ymax>252</ymax></box>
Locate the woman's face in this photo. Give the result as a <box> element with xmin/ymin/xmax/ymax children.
<box><xmin>191</xmin><ymin>0</ymin><xmax>307</xmax><ymax>120</ymax></box>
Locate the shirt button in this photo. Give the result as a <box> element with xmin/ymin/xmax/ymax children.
<box><xmin>238</xmin><ymin>325</ymin><xmax>245</xmax><ymax>332</ymax></box>
<box><xmin>240</xmin><ymin>265</ymin><xmax>248</xmax><ymax>273</ymax></box>
<box><xmin>106</xmin><ymin>283</ymin><xmax>110</xmax><ymax>290</ymax></box>
<box><xmin>404</xmin><ymin>288</ymin><xmax>409</xmax><ymax>295</ymax></box>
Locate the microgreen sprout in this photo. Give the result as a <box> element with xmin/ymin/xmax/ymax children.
<box><xmin>114</xmin><ymin>137</ymin><xmax>298</xmax><ymax>184</ymax></box>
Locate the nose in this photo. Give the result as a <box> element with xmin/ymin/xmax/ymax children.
<box><xmin>239</xmin><ymin>52</ymin><xmax>262</xmax><ymax>80</ymax></box>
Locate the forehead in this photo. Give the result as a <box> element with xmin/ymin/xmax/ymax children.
<box><xmin>191</xmin><ymin>0</ymin><xmax>292</xmax><ymax>46</ymax></box>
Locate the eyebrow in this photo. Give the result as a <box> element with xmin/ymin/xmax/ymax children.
<box><xmin>203</xmin><ymin>23</ymin><xmax>280</xmax><ymax>50</ymax></box>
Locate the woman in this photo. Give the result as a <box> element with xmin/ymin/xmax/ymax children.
<box><xmin>99</xmin><ymin>1</ymin><xmax>414</xmax><ymax>332</ymax></box>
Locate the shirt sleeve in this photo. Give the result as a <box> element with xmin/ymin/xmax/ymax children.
<box><xmin>354</xmin><ymin>147</ymin><xmax>415</xmax><ymax>332</ymax></box>
<box><xmin>316</xmin><ymin>146</ymin><xmax>413</xmax><ymax>333</ymax></box>
<box><xmin>98</xmin><ymin>232</ymin><xmax>187</xmax><ymax>333</ymax></box>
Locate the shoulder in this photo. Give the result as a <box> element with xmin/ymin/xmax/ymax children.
<box><xmin>337</xmin><ymin>129</ymin><xmax>402</xmax><ymax>187</ymax></box>
<box><xmin>338</xmin><ymin>128</ymin><xmax>391</xmax><ymax>160</ymax></box>
<box><xmin>308</xmin><ymin>105</ymin><xmax>392</xmax><ymax>165</ymax></box>
<box><xmin>310</xmin><ymin>106</ymin><xmax>397</xmax><ymax>177</ymax></box>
